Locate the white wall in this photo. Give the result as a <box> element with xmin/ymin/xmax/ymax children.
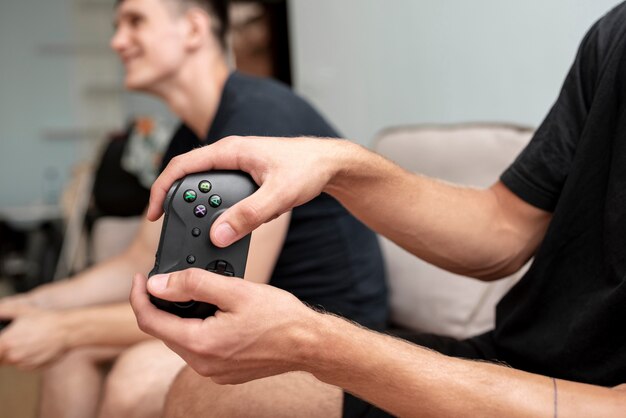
<box><xmin>0</xmin><ymin>0</ymin><xmax>172</xmax><ymax>208</ymax></box>
<box><xmin>1</xmin><ymin>1</ymin><xmax>622</xmax><ymax>207</ymax></box>
<box><xmin>289</xmin><ymin>0</ymin><xmax>622</xmax><ymax>146</ymax></box>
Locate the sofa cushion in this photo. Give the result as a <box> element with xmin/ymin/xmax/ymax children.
<box><xmin>373</xmin><ymin>123</ymin><xmax>533</xmax><ymax>338</ymax></box>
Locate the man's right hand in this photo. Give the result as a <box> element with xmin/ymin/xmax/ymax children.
<box><xmin>148</xmin><ymin>136</ymin><xmax>353</xmax><ymax>248</ymax></box>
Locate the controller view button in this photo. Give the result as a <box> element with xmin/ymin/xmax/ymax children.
<box><xmin>186</xmin><ymin>255</ymin><xmax>196</xmax><ymax>264</ymax></box>
<box><xmin>183</xmin><ymin>190</ymin><xmax>197</xmax><ymax>203</ymax></box>
<box><xmin>194</xmin><ymin>205</ymin><xmax>207</xmax><ymax>218</ymax></box>
<box><xmin>199</xmin><ymin>181</ymin><xmax>212</xmax><ymax>193</ymax></box>
<box><xmin>191</xmin><ymin>228</ymin><xmax>201</xmax><ymax>237</ymax></box>
<box><xmin>209</xmin><ymin>195</ymin><xmax>222</xmax><ymax>208</ymax></box>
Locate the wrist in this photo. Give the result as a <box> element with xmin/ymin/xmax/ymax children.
<box><xmin>324</xmin><ymin>140</ymin><xmax>374</xmax><ymax>200</ymax></box>
<box><xmin>56</xmin><ymin>310</ymin><xmax>81</xmax><ymax>349</ymax></box>
<box><xmin>296</xmin><ymin>311</ymin><xmax>359</xmax><ymax>384</ymax></box>
<box><xmin>29</xmin><ymin>286</ymin><xmax>54</xmax><ymax>309</ymax></box>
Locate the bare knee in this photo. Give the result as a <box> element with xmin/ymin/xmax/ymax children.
<box><xmin>163</xmin><ymin>366</ymin><xmax>213</xmax><ymax>418</ymax></box>
<box><xmin>99</xmin><ymin>340</ymin><xmax>184</xmax><ymax>418</ymax></box>
<box><xmin>42</xmin><ymin>346</ymin><xmax>115</xmax><ymax>384</ymax></box>
<box><xmin>164</xmin><ymin>368</ymin><xmax>343</xmax><ymax>418</ymax></box>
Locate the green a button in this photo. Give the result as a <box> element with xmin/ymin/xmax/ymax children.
<box><xmin>199</xmin><ymin>181</ymin><xmax>212</xmax><ymax>193</ymax></box>
<box><xmin>209</xmin><ymin>194</ymin><xmax>222</xmax><ymax>208</ymax></box>
<box><xmin>183</xmin><ymin>190</ymin><xmax>197</xmax><ymax>202</ymax></box>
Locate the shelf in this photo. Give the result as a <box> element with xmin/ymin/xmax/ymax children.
<box><xmin>38</xmin><ymin>44</ymin><xmax>113</xmax><ymax>56</ymax></box>
<box><xmin>83</xmin><ymin>84</ymin><xmax>125</xmax><ymax>97</ymax></box>
<box><xmin>41</xmin><ymin>126</ymin><xmax>116</xmax><ymax>141</ymax></box>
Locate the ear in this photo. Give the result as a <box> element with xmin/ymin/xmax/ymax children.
<box><xmin>184</xmin><ymin>8</ymin><xmax>213</xmax><ymax>51</ymax></box>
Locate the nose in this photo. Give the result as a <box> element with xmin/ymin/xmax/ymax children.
<box><xmin>110</xmin><ymin>26</ymin><xmax>127</xmax><ymax>54</ymax></box>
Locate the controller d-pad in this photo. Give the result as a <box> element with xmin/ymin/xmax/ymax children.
<box><xmin>207</xmin><ymin>260</ymin><xmax>235</xmax><ymax>277</ymax></box>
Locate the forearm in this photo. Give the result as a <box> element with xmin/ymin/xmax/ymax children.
<box><xmin>29</xmin><ymin>246</ymin><xmax>153</xmax><ymax>309</ymax></box>
<box><xmin>324</xmin><ymin>141</ymin><xmax>548</xmax><ymax>279</ymax></box>
<box><xmin>307</xmin><ymin>314</ymin><xmax>625</xmax><ymax>418</ymax></box>
<box><xmin>59</xmin><ymin>303</ymin><xmax>151</xmax><ymax>348</ymax></box>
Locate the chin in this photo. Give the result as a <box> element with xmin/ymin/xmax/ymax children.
<box><xmin>124</xmin><ymin>74</ymin><xmax>142</xmax><ymax>90</ymax></box>
<box><xmin>124</xmin><ymin>76</ymin><xmax>151</xmax><ymax>93</ymax></box>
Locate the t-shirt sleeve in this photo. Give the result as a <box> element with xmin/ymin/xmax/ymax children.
<box><xmin>500</xmin><ymin>18</ymin><xmax>605</xmax><ymax>211</ymax></box>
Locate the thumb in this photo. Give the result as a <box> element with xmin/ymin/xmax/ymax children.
<box><xmin>210</xmin><ymin>183</ymin><xmax>290</xmax><ymax>247</ymax></box>
<box><xmin>147</xmin><ymin>268</ymin><xmax>244</xmax><ymax>311</ymax></box>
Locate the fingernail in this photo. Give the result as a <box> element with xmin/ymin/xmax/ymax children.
<box><xmin>148</xmin><ymin>274</ymin><xmax>170</xmax><ymax>292</ymax></box>
<box><xmin>214</xmin><ymin>223</ymin><xmax>236</xmax><ymax>246</ymax></box>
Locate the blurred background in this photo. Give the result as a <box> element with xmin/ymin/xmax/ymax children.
<box><xmin>0</xmin><ymin>0</ymin><xmax>620</xmax><ymax>294</ymax></box>
<box><xmin>0</xmin><ymin>0</ymin><xmax>620</xmax><ymax>207</ymax></box>
<box><xmin>0</xmin><ymin>0</ymin><xmax>620</xmax><ymax>296</ymax></box>
<box><xmin>0</xmin><ymin>0</ymin><xmax>622</xmax><ymax>415</ymax></box>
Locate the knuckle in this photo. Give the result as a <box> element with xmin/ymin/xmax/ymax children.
<box><xmin>223</xmin><ymin>135</ymin><xmax>240</xmax><ymax>143</ymax></box>
<box><xmin>169</xmin><ymin>154</ymin><xmax>184</xmax><ymax>168</ymax></box>
<box><xmin>238</xmin><ymin>203</ymin><xmax>263</xmax><ymax>230</ymax></box>
<box><xmin>194</xmin><ymin>363</ymin><xmax>214</xmax><ymax>377</ymax></box>
<box><xmin>135</xmin><ymin>315</ymin><xmax>150</xmax><ymax>333</ymax></box>
<box><xmin>180</xmin><ymin>269</ymin><xmax>203</xmax><ymax>296</ymax></box>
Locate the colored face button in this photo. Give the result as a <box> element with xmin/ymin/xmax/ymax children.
<box><xmin>198</xmin><ymin>181</ymin><xmax>212</xmax><ymax>193</ymax></box>
<box><xmin>194</xmin><ymin>205</ymin><xmax>207</xmax><ymax>217</ymax></box>
<box><xmin>183</xmin><ymin>190</ymin><xmax>197</xmax><ymax>203</ymax></box>
<box><xmin>209</xmin><ymin>195</ymin><xmax>222</xmax><ymax>208</ymax></box>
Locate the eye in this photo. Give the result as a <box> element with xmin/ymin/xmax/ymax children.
<box><xmin>129</xmin><ymin>15</ymin><xmax>143</xmax><ymax>28</ymax></box>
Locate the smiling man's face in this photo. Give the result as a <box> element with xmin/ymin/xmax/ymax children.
<box><xmin>110</xmin><ymin>0</ymin><xmax>189</xmax><ymax>92</ymax></box>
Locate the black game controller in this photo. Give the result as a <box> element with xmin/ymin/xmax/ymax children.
<box><xmin>149</xmin><ymin>170</ymin><xmax>258</xmax><ymax>318</ymax></box>
<box><xmin>0</xmin><ymin>320</ymin><xmax>11</xmax><ymax>332</ymax></box>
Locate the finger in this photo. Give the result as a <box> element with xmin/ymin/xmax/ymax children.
<box><xmin>146</xmin><ymin>269</ymin><xmax>245</xmax><ymax>311</ymax></box>
<box><xmin>130</xmin><ymin>274</ymin><xmax>203</xmax><ymax>344</ymax></box>
<box><xmin>147</xmin><ymin>138</ymin><xmax>245</xmax><ymax>221</ymax></box>
<box><xmin>0</xmin><ymin>305</ymin><xmax>19</xmax><ymax>319</ymax></box>
<box><xmin>210</xmin><ymin>182</ymin><xmax>292</xmax><ymax>247</ymax></box>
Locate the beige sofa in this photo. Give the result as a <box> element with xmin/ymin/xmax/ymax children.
<box><xmin>373</xmin><ymin>123</ymin><xmax>533</xmax><ymax>338</ymax></box>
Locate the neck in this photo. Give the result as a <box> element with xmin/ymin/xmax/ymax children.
<box><xmin>155</xmin><ymin>52</ymin><xmax>230</xmax><ymax>139</ymax></box>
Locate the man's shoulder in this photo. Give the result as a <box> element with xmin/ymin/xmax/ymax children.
<box><xmin>218</xmin><ymin>73</ymin><xmax>339</xmax><ymax>138</ymax></box>
<box><xmin>227</xmin><ymin>73</ymin><xmax>311</xmax><ymax>114</ymax></box>
<box><xmin>591</xmin><ymin>2</ymin><xmax>626</xmax><ymax>51</ymax></box>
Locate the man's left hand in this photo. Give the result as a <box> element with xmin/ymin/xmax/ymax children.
<box><xmin>130</xmin><ymin>269</ymin><xmax>323</xmax><ymax>384</ymax></box>
<box><xmin>0</xmin><ymin>311</ymin><xmax>69</xmax><ymax>370</ymax></box>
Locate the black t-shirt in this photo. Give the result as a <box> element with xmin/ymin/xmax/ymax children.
<box><xmin>161</xmin><ymin>72</ymin><xmax>388</xmax><ymax>328</ymax></box>
<box><xmin>496</xmin><ymin>2</ymin><xmax>626</xmax><ymax>386</ymax></box>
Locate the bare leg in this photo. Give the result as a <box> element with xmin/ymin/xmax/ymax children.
<box><xmin>98</xmin><ymin>340</ymin><xmax>185</xmax><ymax>418</ymax></box>
<box><xmin>164</xmin><ymin>367</ymin><xmax>343</xmax><ymax>418</ymax></box>
<box><xmin>39</xmin><ymin>347</ymin><xmax>123</xmax><ymax>418</ymax></box>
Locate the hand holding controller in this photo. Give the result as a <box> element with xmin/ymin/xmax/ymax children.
<box><xmin>149</xmin><ymin>170</ymin><xmax>258</xmax><ymax>318</ymax></box>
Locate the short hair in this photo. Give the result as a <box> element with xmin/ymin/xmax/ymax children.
<box><xmin>180</xmin><ymin>0</ymin><xmax>229</xmax><ymax>50</ymax></box>
<box><xmin>116</xmin><ymin>0</ymin><xmax>229</xmax><ymax>50</ymax></box>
